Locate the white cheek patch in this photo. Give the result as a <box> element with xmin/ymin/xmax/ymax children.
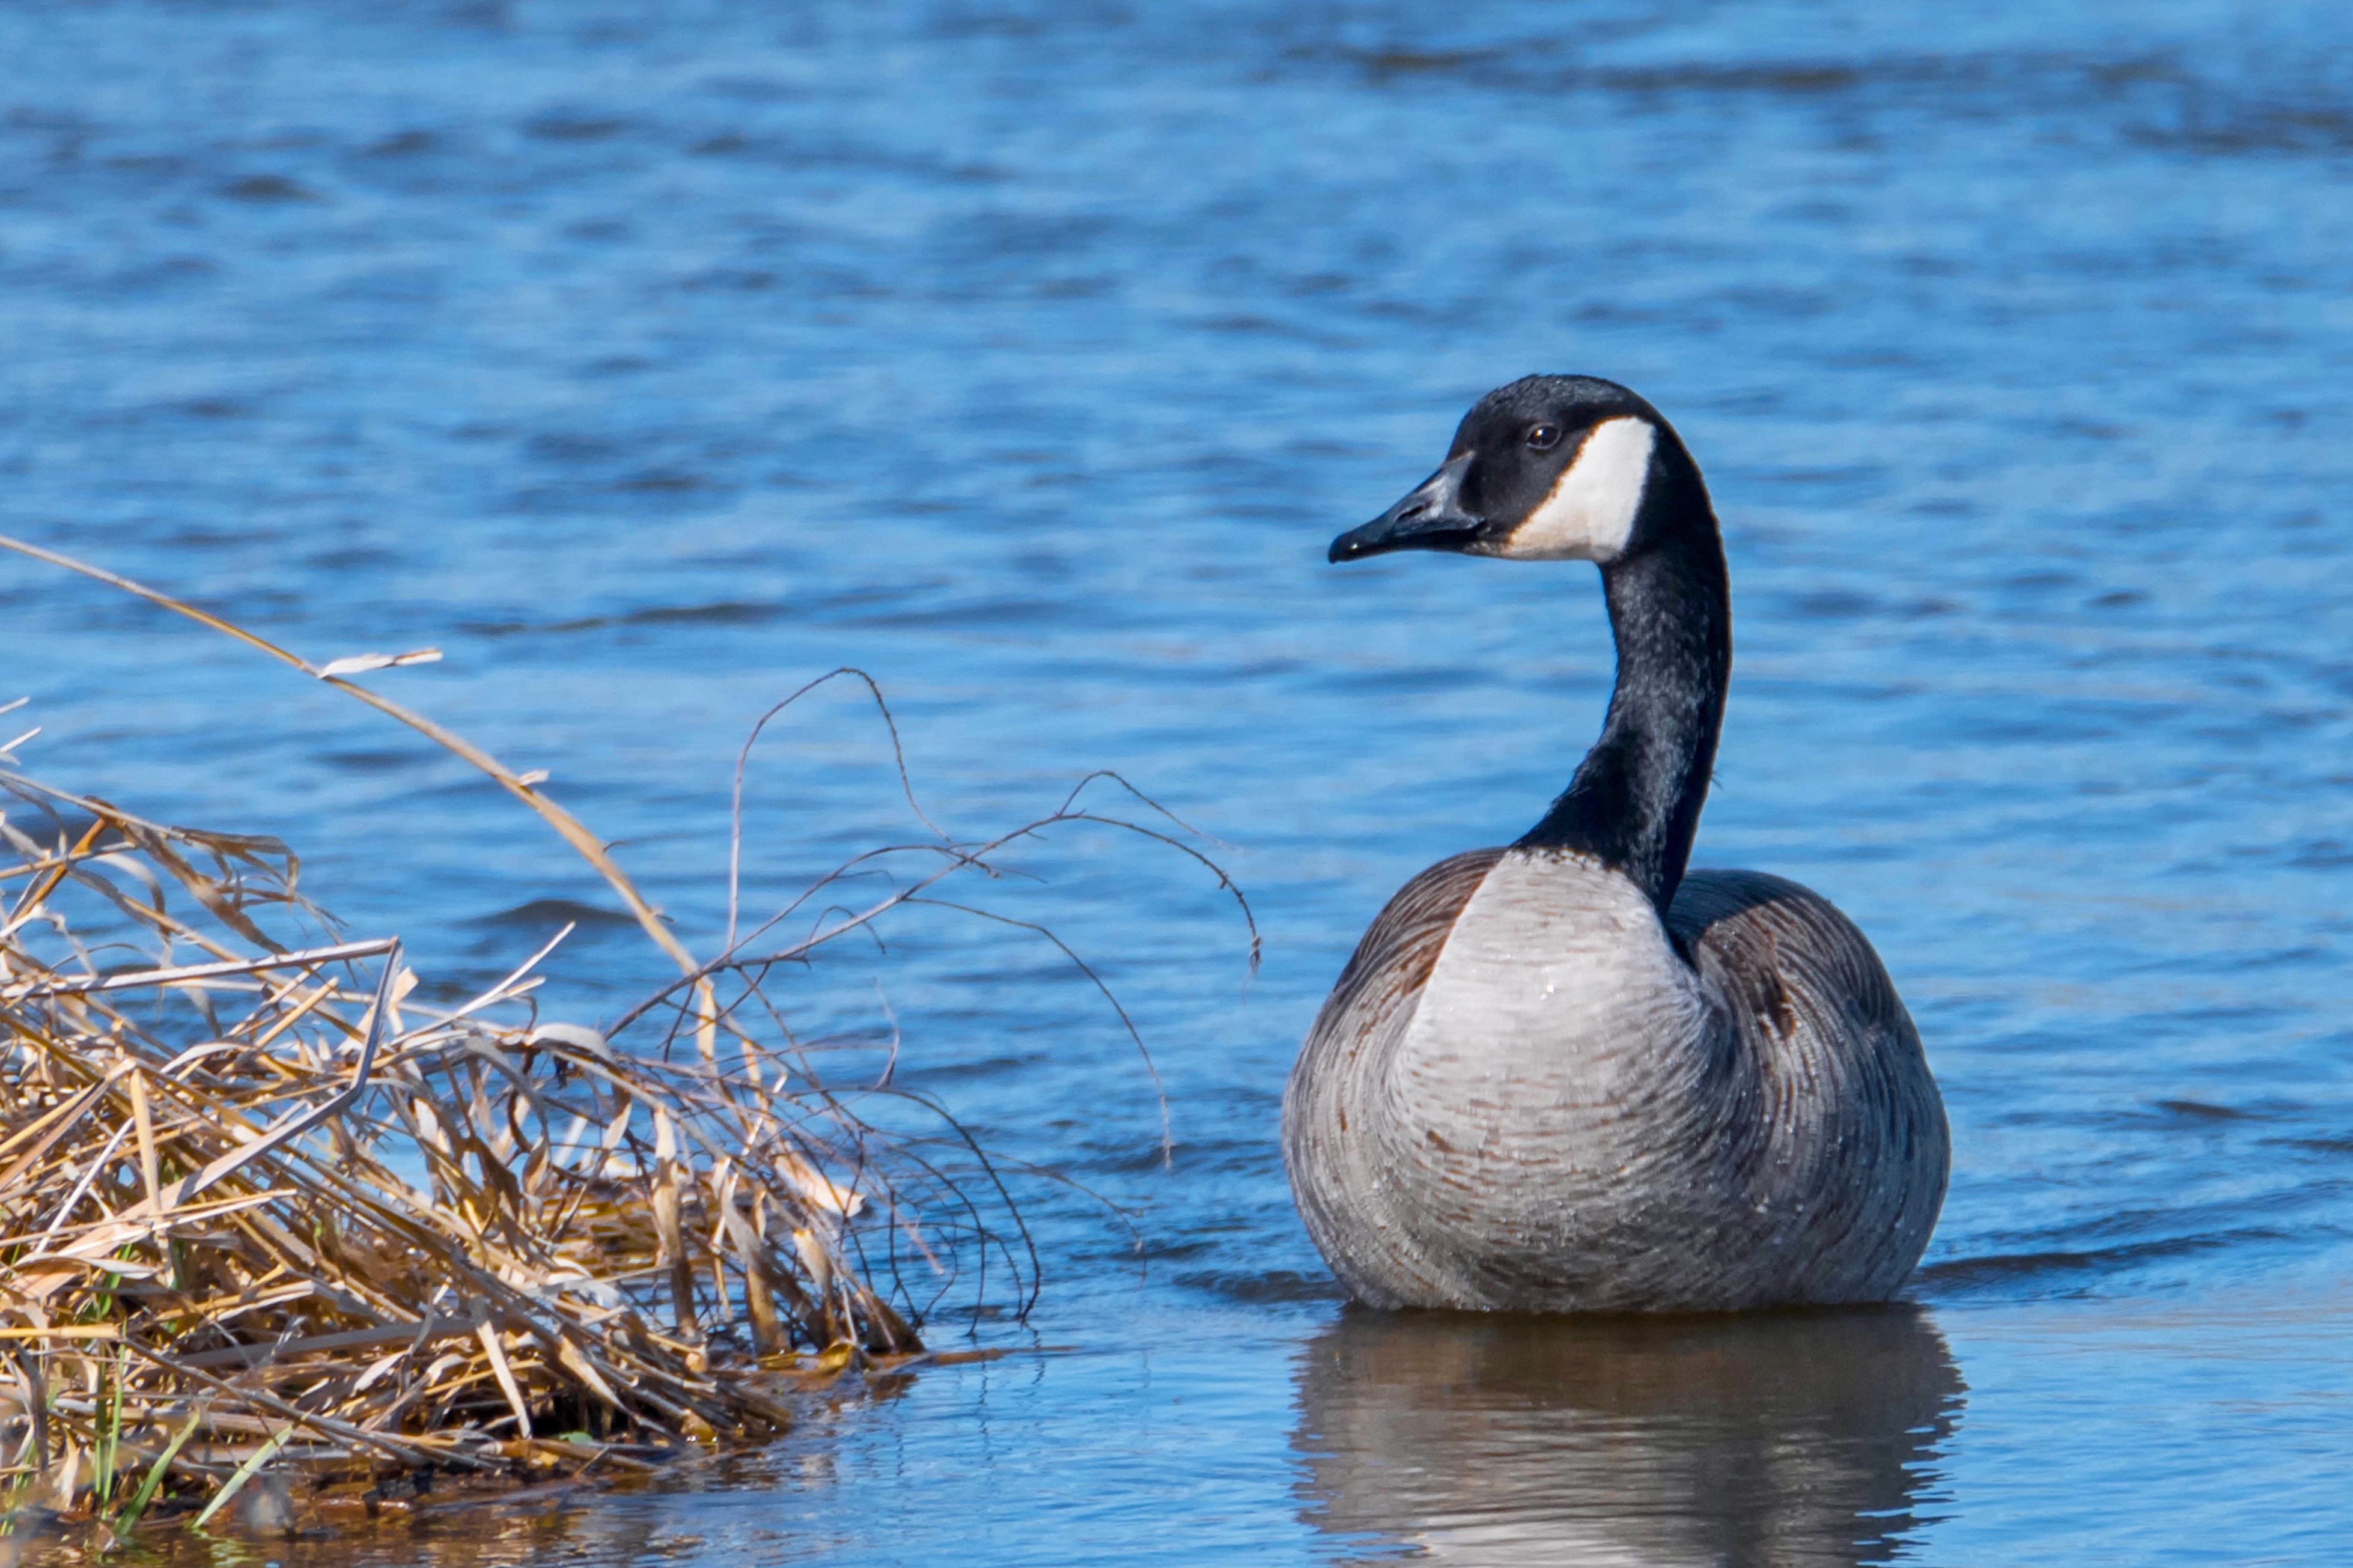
<box><xmin>1496</xmin><ymin>417</ymin><xmax>1656</xmax><ymax>562</ymax></box>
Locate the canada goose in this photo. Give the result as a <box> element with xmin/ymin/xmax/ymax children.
<box><xmin>1283</xmin><ymin>375</ymin><xmax>1948</xmax><ymax>1312</ymax></box>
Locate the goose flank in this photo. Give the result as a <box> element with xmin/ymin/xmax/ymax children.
<box><xmin>1282</xmin><ymin>375</ymin><xmax>1949</xmax><ymax>1312</ymax></box>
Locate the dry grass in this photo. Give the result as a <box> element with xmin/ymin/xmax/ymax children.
<box><xmin>0</xmin><ymin>535</ymin><xmax>1252</xmax><ymax>1548</ymax></box>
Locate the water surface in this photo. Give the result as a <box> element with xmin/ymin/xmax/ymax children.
<box><xmin>4</xmin><ymin>1</ymin><xmax>2352</xmax><ymax>1561</ymax></box>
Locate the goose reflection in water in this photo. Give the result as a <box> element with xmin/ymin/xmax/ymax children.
<box><xmin>1291</xmin><ymin>1307</ymin><xmax>1962</xmax><ymax>1567</ymax></box>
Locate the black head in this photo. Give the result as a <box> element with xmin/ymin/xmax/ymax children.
<box><xmin>1330</xmin><ymin>375</ymin><xmax>1678</xmax><ymax>565</ymax></box>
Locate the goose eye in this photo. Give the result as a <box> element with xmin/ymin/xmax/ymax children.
<box><xmin>1526</xmin><ymin>424</ymin><xmax>1562</xmax><ymax>451</ymax></box>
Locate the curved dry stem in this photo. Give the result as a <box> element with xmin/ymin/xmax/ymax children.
<box><xmin>903</xmin><ymin>895</ymin><xmax>1173</xmax><ymax>1164</ymax></box>
<box><xmin>726</xmin><ymin>667</ymin><xmax>951</xmax><ymax>952</ymax></box>
<box><xmin>0</xmin><ymin>533</ymin><xmax>703</xmax><ymax>981</ymax></box>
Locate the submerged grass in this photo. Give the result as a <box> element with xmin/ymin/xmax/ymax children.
<box><xmin>0</xmin><ymin>535</ymin><xmax>1252</xmax><ymax>1549</ymax></box>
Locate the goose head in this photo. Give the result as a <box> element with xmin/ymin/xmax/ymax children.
<box><xmin>1330</xmin><ymin>375</ymin><xmax>1670</xmax><ymax>566</ymax></box>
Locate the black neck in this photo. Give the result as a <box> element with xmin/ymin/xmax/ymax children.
<box><xmin>1515</xmin><ymin>439</ymin><xmax>1731</xmax><ymax>914</ymax></box>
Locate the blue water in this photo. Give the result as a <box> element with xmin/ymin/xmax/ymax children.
<box><xmin>5</xmin><ymin>1</ymin><xmax>2353</xmax><ymax>1561</ymax></box>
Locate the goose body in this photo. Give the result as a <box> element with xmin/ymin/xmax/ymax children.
<box><xmin>1283</xmin><ymin>376</ymin><xmax>1947</xmax><ymax>1312</ymax></box>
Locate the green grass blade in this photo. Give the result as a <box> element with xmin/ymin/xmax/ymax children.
<box><xmin>107</xmin><ymin>1406</ymin><xmax>204</xmax><ymax>1542</ymax></box>
<box><xmin>188</xmin><ymin>1421</ymin><xmax>291</xmax><ymax>1534</ymax></box>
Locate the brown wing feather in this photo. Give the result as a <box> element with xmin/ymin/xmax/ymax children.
<box><xmin>1668</xmin><ymin>868</ymin><xmax>1949</xmax><ymax>1301</ymax></box>
<box><xmin>1319</xmin><ymin>848</ymin><xmax>1508</xmax><ymax>1036</ymax></box>
<box><xmin>1669</xmin><ymin>869</ymin><xmax>1916</xmax><ymax>1046</ymax></box>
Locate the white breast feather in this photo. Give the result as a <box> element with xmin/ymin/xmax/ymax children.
<box><xmin>1389</xmin><ymin>848</ymin><xmax>1705</xmax><ymax>1167</ymax></box>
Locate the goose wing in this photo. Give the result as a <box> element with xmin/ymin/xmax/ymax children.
<box><xmin>1667</xmin><ymin>870</ymin><xmax>1915</xmax><ymax>1046</ymax></box>
<box><xmin>1319</xmin><ymin>847</ymin><xmax>1508</xmax><ymax>1036</ymax></box>
<box><xmin>1666</xmin><ymin>869</ymin><xmax>1949</xmax><ymax>1300</ymax></box>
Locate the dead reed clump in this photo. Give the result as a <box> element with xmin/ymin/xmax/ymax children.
<box><xmin>0</xmin><ymin>773</ymin><xmax>951</xmax><ymax>1543</ymax></box>
<box><xmin>0</xmin><ymin>535</ymin><xmax>1255</xmax><ymax>1548</ymax></box>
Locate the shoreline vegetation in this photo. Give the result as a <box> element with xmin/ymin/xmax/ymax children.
<box><xmin>0</xmin><ymin>536</ymin><xmax>1252</xmax><ymax>1552</ymax></box>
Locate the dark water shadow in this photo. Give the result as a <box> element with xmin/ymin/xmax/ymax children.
<box><xmin>1291</xmin><ymin>1306</ymin><xmax>1962</xmax><ymax>1567</ymax></box>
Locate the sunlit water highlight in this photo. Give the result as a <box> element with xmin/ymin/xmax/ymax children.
<box><xmin>4</xmin><ymin>1</ymin><xmax>2352</xmax><ymax>1561</ymax></box>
